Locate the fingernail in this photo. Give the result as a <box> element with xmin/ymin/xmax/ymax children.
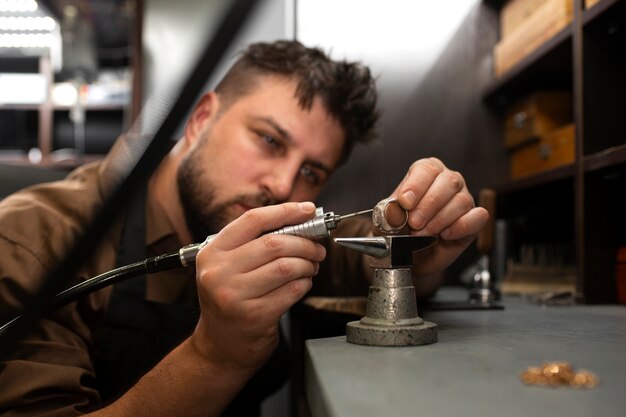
<box><xmin>402</xmin><ymin>191</ymin><xmax>416</xmax><ymax>208</ymax></box>
<box><xmin>298</xmin><ymin>201</ymin><xmax>315</xmax><ymax>212</ymax></box>
<box><xmin>314</xmin><ymin>262</ymin><xmax>320</xmax><ymax>275</ymax></box>
<box><xmin>317</xmin><ymin>244</ymin><xmax>327</xmax><ymax>260</ymax></box>
<box><xmin>411</xmin><ymin>211</ymin><xmax>425</xmax><ymax>230</ymax></box>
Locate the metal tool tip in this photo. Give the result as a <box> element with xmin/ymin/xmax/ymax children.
<box><xmin>334</xmin><ymin>236</ymin><xmax>389</xmax><ymax>258</ymax></box>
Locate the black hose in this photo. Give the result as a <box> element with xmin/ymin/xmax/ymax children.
<box><xmin>0</xmin><ymin>0</ymin><xmax>261</xmax><ymax>353</ymax></box>
<box><xmin>0</xmin><ymin>252</ymin><xmax>182</xmax><ymax>339</ymax></box>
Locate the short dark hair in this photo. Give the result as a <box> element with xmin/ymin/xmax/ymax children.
<box><xmin>215</xmin><ymin>40</ymin><xmax>379</xmax><ymax>164</ymax></box>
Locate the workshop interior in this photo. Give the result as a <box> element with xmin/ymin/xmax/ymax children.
<box><xmin>0</xmin><ymin>0</ymin><xmax>625</xmax><ymax>416</ymax></box>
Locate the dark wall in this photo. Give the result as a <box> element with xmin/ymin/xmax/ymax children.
<box><xmin>317</xmin><ymin>2</ymin><xmax>506</xmax><ymax>282</ymax></box>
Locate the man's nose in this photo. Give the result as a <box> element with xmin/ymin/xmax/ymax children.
<box><xmin>262</xmin><ymin>163</ymin><xmax>299</xmax><ymax>202</ymax></box>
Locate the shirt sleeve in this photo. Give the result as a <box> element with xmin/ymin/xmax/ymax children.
<box><xmin>0</xmin><ymin>170</ymin><xmax>111</xmax><ymax>417</ymax></box>
<box><xmin>0</xmin><ymin>236</ymin><xmax>101</xmax><ymax>417</ymax></box>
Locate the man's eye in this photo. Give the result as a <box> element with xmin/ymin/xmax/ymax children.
<box><xmin>300</xmin><ymin>166</ymin><xmax>320</xmax><ymax>185</ymax></box>
<box><xmin>262</xmin><ymin>134</ymin><xmax>280</xmax><ymax>148</ymax></box>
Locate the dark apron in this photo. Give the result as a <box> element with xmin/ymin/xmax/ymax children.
<box><xmin>92</xmin><ymin>188</ymin><xmax>290</xmax><ymax>416</ymax></box>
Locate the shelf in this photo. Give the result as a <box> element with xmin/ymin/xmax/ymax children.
<box><xmin>583</xmin><ymin>143</ymin><xmax>626</xmax><ymax>172</ymax></box>
<box><xmin>482</xmin><ymin>23</ymin><xmax>573</xmax><ymax>109</ymax></box>
<box><xmin>0</xmin><ymin>104</ymin><xmax>42</xmax><ymax>111</ymax></box>
<box><xmin>0</xmin><ymin>152</ymin><xmax>30</xmax><ymax>164</ymax></box>
<box><xmin>0</xmin><ymin>152</ymin><xmax>104</xmax><ymax>170</ymax></box>
<box><xmin>44</xmin><ymin>154</ymin><xmax>104</xmax><ymax>169</ymax></box>
<box><xmin>52</xmin><ymin>104</ymin><xmax>127</xmax><ymax>111</ymax></box>
<box><xmin>490</xmin><ymin>163</ymin><xmax>576</xmax><ymax>194</ymax></box>
<box><xmin>479</xmin><ymin>0</ymin><xmax>624</xmax><ymax>303</ymax></box>
<box><xmin>491</xmin><ymin>143</ymin><xmax>626</xmax><ymax>195</ymax></box>
<box><xmin>583</xmin><ymin>0</ymin><xmax>624</xmax><ymax>26</ymax></box>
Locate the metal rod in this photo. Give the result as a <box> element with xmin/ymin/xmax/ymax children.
<box><xmin>338</xmin><ymin>208</ymin><xmax>373</xmax><ymax>221</ymax></box>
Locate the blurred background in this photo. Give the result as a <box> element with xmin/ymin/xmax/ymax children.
<box><xmin>1</xmin><ymin>0</ymin><xmax>625</xmax><ymax>414</ymax></box>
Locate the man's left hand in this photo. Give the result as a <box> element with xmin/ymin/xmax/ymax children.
<box><xmin>391</xmin><ymin>157</ymin><xmax>489</xmax><ymax>277</ymax></box>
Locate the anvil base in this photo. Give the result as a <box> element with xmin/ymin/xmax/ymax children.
<box><xmin>346</xmin><ymin>320</ymin><xmax>438</xmax><ymax>346</ymax></box>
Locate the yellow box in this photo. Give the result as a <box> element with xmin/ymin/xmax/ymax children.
<box><xmin>504</xmin><ymin>91</ymin><xmax>572</xmax><ymax>149</ymax></box>
<box><xmin>501</xmin><ymin>0</ymin><xmax>545</xmax><ymax>39</ymax></box>
<box><xmin>510</xmin><ymin>123</ymin><xmax>575</xmax><ymax>179</ymax></box>
<box><xmin>494</xmin><ymin>0</ymin><xmax>573</xmax><ymax>77</ymax></box>
<box><xmin>586</xmin><ymin>0</ymin><xmax>600</xmax><ymax>8</ymax></box>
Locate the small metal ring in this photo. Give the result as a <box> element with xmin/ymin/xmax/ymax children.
<box><xmin>372</xmin><ymin>197</ymin><xmax>408</xmax><ymax>234</ymax></box>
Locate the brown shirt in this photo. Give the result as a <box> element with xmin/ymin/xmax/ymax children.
<box><xmin>0</xmin><ymin>159</ymin><xmax>371</xmax><ymax>416</ymax></box>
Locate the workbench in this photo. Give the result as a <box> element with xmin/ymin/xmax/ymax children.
<box><xmin>305</xmin><ymin>289</ymin><xmax>626</xmax><ymax>417</ymax></box>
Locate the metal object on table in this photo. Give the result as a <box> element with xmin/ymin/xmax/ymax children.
<box><xmin>469</xmin><ymin>188</ymin><xmax>501</xmax><ymax>306</ymax></box>
<box><xmin>335</xmin><ymin>234</ymin><xmax>439</xmax><ymax>346</ymax></box>
<box><xmin>423</xmin><ymin>189</ymin><xmax>504</xmax><ymax>312</ymax></box>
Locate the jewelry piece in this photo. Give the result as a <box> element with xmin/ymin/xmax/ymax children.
<box><xmin>372</xmin><ymin>198</ymin><xmax>408</xmax><ymax>234</ymax></box>
<box><xmin>520</xmin><ymin>362</ymin><xmax>599</xmax><ymax>388</ymax></box>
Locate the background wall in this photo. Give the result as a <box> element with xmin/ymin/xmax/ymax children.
<box><xmin>141</xmin><ymin>0</ymin><xmax>294</xmax><ymax>136</ymax></box>
<box><xmin>300</xmin><ymin>0</ymin><xmax>506</xmax><ymax>282</ymax></box>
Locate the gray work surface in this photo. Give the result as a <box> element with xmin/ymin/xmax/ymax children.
<box><xmin>305</xmin><ymin>290</ymin><xmax>626</xmax><ymax>417</ymax></box>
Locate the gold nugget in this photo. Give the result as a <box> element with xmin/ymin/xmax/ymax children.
<box><xmin>520</xmin><ymin>362</ymin><xmax>599</xmax><ymax>388</ymax></box>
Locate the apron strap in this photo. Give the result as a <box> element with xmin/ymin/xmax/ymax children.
<box><xmin>113</xmin><ymin>186</ymin><xmax>148</xmax><ymax>298</ymax></box>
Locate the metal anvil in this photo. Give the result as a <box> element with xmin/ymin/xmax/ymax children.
<box><xmin>334</xmin><ymin>235</ymin><xmax>439</xmax><ymax>346</ymax></box>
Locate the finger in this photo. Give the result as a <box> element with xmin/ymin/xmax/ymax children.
<box><xmin>438</xmin><ymin>207</ymin><xmax>489</xmax><ymax>241</ymax></box>
<box><xmin>392</xmin><ymin>158</ymin><xmax>446</xmax><ymax>210</ymax></box>
<box><xmin>226</xmin><ymin>234</ymin><xmax>326</xmax><ymax>274</ymax></box>
<box><xmin>412</xmin><ymin>191</ymin><xmax>475</xmax><ymax>236</ymax></box>
<box><xmin>236</xmin><ymin>257</ymin><xmax>319</xmax><ymax>299</ymax></box>
<box><xmin>406</xmin><ymin>169</ymin><xmax>466</xmax><ymax>231</ymax></box>
<box><xmin>214</xmin><ymin>202</ymin><xmax>317</xmax><ymax>250</ymax></box>
<box><xmin>249</xmin><ymin>276</ymin><xmax>313</xmax><ymax>319</ymax></box>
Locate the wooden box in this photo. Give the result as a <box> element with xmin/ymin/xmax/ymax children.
<box><xmin>586</xmin><ymin>0</ymin><xmax>600</xmax><ymax>8</ymax></box>
<box><xmin>494</xmin><ymin>0</ymin><xmax>573</xmax><ymax>76</ymax></box>
<box><xmin>504</xmin><ymin>91</ymin><xmax>572</xmax><ymax>149</ymax></box>
<box><xmin>510</xmin><ymin>123</ymin><xmax>575</xmax><ymax>179</ymax></box>
<box><xmin>501</xmin><ymin>0</ymin><xmax>545</xmax><ymax>39</ymax></box>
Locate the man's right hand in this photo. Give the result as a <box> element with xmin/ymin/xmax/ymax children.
<box><xmin>91</xmin><ymin>202</ymin><xmax>324</xmax><ymax>417</ymax></box>
<box><xmin>190</xmin><ymin>201</ymin><xmax>325</xmax><ymax>372</ymax></box>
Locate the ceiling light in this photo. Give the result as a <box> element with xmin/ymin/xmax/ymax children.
<box><xmin>0</xmin><ymin>32</ymin><xmax>53</xmax><ymax>48</ymax></box>
<box><xmin>0</xmin><ymin>0</ymin><xmax>38</xmax><ymax>13</ymax></box>
<box><xmin>0</xmin><ymin>16</ymin><xmax>56</xmax><ymax>31</ymax></box>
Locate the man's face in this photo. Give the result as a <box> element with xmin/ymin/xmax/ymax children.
<box><xmin>177</xmin><ymin>76</ymin><xmax>346</xmax><ymax>241</ymax></box>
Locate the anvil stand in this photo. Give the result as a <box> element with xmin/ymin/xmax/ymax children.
<box><xmin>425</xmin><ymin>188</ymin><xmax>504</xmax><ymax>312</ymax></box>
<box><xmin>334</xmin><ymin>235</ymin><xmax>439</xmax><ymax>347</ymax></box>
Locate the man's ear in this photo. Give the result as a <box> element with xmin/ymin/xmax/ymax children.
<box><xmin>183</xmin><ymin>92</ymin><xmax>219</xmax><ymax>145</ymax></box>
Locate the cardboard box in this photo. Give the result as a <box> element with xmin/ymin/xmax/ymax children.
<box><xmin>510</xmin><ymin>123</ymin><xmax>575</xmax><ymax>179</ymax></box>
<box><xmin>494</xmin><ymin>0</ymin><xmax>573</xmax><ymax>76</ymax></box>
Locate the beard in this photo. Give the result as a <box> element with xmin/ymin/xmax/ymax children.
<box><xmin>176</xmin><ymin>139</ymin><xmax>277</xmax><ymax>243</ymax></box>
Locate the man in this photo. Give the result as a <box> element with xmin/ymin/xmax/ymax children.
<box><xmin>0</xmin><ymin>40</ymin><xmax>487</xmax><ymax>416</ymax></box>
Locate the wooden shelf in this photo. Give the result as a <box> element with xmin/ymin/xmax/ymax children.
<box><xmin>0</xmin><ymin>104</ymin><xmax>42</xmax><ymax>111</ymax></box>
<box><xmin>490</xmin><ymin>144</ymin><xmax>626</xmax><ymax>193</ymax></box>
<box><xmin>583</xmin><ymin>143</ymin><xmax>626</xmax><ymax>172</ymax></box>
<box><xmin>51</xmin><ymin>103</ymin><xmax>127</xmax><ymax>111</ymax></box>
<box><xmin>481</xmin><ymin>0</ymin><xmax>626</xmax><ymax>303</ymax></box>
<box><xmin>490</xmin><ymin>144</ymin><xmax>626</xmax><ymax>192</ymax></box>
<box><xmin>0</xmin><ymin>151</ymin><xmax>104</xmax><ymax>169</ymax></box>
<box><xmin>583</xmin><ymin>0</ymin><xmax>624</xmax><ymax>25</ymax></box>
<box><xmin>490</xmin><ymin>163</ymin><xmax>575</xmax><ymax>194</ymax></box>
